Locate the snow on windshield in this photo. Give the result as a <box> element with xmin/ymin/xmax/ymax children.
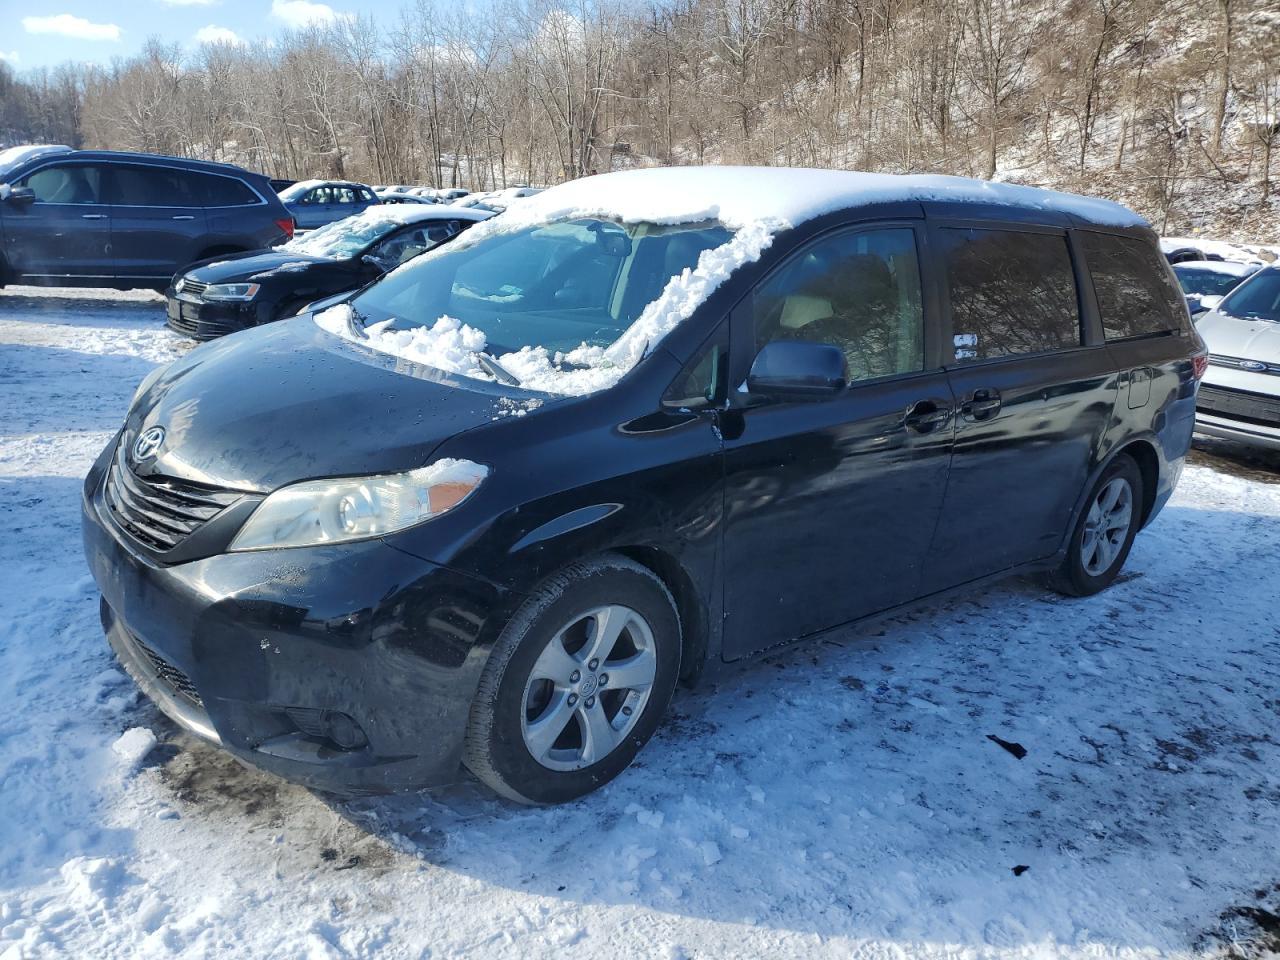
<box><xmin>282</xmin><ymin>206</ymin><xmax>433</xmax><ymax>260</ymax></box>
<box><xmin>314</xmin><ymin>166</ymin><xmax>1148</xmax><ymax>397</ymax></box>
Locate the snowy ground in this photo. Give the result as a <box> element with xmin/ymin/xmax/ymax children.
<box><xmin>2</xmin><ymin>286</ymin><xmax>1279</xmax><ymax>959</ymax></box>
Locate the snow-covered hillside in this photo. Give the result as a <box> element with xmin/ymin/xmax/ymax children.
<box><xmin>1</xmin><ymin>287</ymin><xmax>1279</xmax><ymax>958</ymax></box>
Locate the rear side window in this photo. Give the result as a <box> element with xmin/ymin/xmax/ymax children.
<box><xmin>16</xmin><ymin>163</ymin><xmax>105</xmax><ymax>204</ymax></box>
<box><xmin>1081</xmin><ymin>232</ymin><xmax>1187</xmax><ymax>339</ymax></box>
<box><xmin>942</xmin><ymin>228</ymin><xmax>1081</xmax><ymax>362</ymax></box>
<box><xmin>198</xmin><ymin>174</ymin><xmax>260</xmax><ymax>206</ymax></box>
<box><xmin>109</xmin><ymin>165</ymin><xmax>203</xmax><ymax>207</ymax></box>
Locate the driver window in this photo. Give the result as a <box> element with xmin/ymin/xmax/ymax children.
<box><xmin>17</xmin><ymin>164</ymin><xmax>105</xmax><ymax>205</ymax></box>
<box><xmin>752</xmin><ymin>227</ymin><xmax>924</xmax><ymax>382</ymax></box>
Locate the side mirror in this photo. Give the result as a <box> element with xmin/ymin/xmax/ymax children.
<box><xmin>3</xmin><ymin>185</ymin><xmax>35</xmax><ymax>205</ymax></box>
<box><xmin>1199</xmin><ymin>294</ymin><xmax>1224</xmax><ymax>311</ymax></box>
<box><xmin>361</xmin><ymin>254</ymin><xmax>389</xmax><ymax>274</ymax></box>
<box><xmin>746</xmin><ymin>340</ymin><xmax>847</xmax><ymax>400</ymax></box>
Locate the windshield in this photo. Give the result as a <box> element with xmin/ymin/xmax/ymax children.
<box><xmin>282</xmin><ymin>212</ymin><xmax>412</xmax><ymax>260</ymax></box>
<box><xmin>1174</xmin><ymin>266</ymin><xmax>1249</xmax><ymax>298</ymax></box>
<box><xmin>348</xmin><ymin>217</ymin><xmax>733</xmax><ymax>358</ymax></box>
<box><xmin>1217</xmin><ymin>269</ymin><xmax>1280</xmax><ymax>322</ymax></box>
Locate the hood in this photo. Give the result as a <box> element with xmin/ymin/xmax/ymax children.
<box><xmin>1196</xmin><ymin>310</ymin><xmax>1280</xmax><ymax>362</ymax></box>
<box><xmin>127</xmin><ymin>317</ymin><xmax>548</xmax><ymax>492</ymax></box>
<box><xmin>183</xmin><ymin>250</ymin><xmax>334</xmax><ymax>284</ymax></box>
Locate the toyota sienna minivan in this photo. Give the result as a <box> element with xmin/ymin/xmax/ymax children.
<box><xmin>83</xmin><ymin>167</ymin><xmax>1205</xmax><ymax>804</ymax></box>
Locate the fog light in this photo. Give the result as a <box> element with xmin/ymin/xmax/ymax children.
<box><xmin>285</xmin><ymin>707</ymin><xmax>369</xmax><ymax>750</ymax></box>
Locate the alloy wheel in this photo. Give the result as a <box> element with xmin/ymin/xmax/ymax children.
<box><xmin>520</xmin><ymin>604</ymin><xmax>658</xmax><ymax>771</ymax></box>
<box><xmin>1080</xmin><ymin>477</ymin><xmax>1134</xmax><ymax>577</ymax></box>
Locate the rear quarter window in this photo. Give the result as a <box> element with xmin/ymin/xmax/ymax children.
<box><xmin>941</xmin><ymin>227</ymin><xmax>1081</xmax><ymax>362</ymax></box>
<box><xmin>198</xmin><ymin>173</ymin><xmax>261</xmax><ymax>206</ymax></box>
<box><xmin>1081</xmin><ymin>232</ymin><xmax>1187</xmax><ymax>340</ymax></box>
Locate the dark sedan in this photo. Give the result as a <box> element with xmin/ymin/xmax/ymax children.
<box><xmin>165</xmin><ymin>206</ymin><xmax>491</xmax><ymax>339</ymax></box>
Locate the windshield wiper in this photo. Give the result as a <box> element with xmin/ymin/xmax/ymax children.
<box><xmin>345</xmin><ymin>305</ymin><xmax>370</xmax><ymax>339</ymax></box>
<box><xmin>478</xmin><ymin>351</ymin><xmax>521</xmax><ymax>386</ymax></box>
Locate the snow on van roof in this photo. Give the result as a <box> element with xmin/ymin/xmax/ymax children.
<box><xmin>497</xmin><ymin>166</ymin><xmax>1148</xmax><ymax>232</ymax></box>
<box><xmin>314</xmin><ymin>167</ymin><xmax>1144</xmax><ymax>398</ymax></box>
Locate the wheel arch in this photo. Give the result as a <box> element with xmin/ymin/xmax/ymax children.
<box><xmin>1117</xmin><ymin>437</ymin><xmax>1160</xmax><ymax>527</ymax></box>
<box><xmin>611</xmin><ymin>545</ymin><xmax>710</xmax><ymax>686</ymax></box>
<box><xmin>1058</xmin><ymin>435</ymin><xmax>1164</xmax><ymax>557</ymax></box>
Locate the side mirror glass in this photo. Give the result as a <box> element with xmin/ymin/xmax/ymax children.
<box><xmin>746</xmin><ymin>340</ymin><xmax>847</xmax><ymax>400</ymax></box>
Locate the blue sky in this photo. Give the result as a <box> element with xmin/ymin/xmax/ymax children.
<box><xmin>1</xmin><ymin>0</ymin><xmax>406</xmax><ymax>70</ymax></box>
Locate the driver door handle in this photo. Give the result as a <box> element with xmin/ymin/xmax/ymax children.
<box><xmin>961</xmin><ymin>388</ymin><xmax>1002</xmax><ymax>421</ymax></box>
<box><xmin>81</xmin><ymin>213</ymin><xmax>108</xmax><ymax>220</ymax></box>
<box><xmin>171</xmin><ymin>215</ymin><xmax>196</xmax><ymax>221</ymax></box>
<box><xmin>904</xmin><ymin>399</ymin><xmax>953</xmax><ymax>433</ymax></box>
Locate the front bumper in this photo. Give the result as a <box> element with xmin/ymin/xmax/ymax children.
<box><xmin>1195</xmin><ymin>412</ymin><xmax>1280</xmax><ymax>450</ymax></box>
<box><xmin>1196</xmin><ymin>374</ymin><xmax>1280</xmax><ymax>451</ymax></box>
<box><xmin>164</xmin><ymin>288</ymin><xmax>260</xmax><ymax>340</ymax></box>
<box><xmin>82</xmin><ymin>438</ymin><xmax>517</xmax><ymax>795</ymax></box>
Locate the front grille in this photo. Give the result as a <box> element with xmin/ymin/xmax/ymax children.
<box><xmin>131</xmin><ymin>634</ymin><xmax>203</xmax><ymax>706</ymax></box>
<box><xmin>1197</xmin><ymin>385</ymin><xmax>1280</xmax><ymax>427</ymax></box>
<box><xmin>166</xmin><ymin>312</ymin><xmax>237</xmax><ymax>340</ymax></box>
<box><xmin>103</xmin><ymin>443</ymin><xmax>242</xmax><ymax>552</ymax></box>
<box><xmin>177</xmin><ymin>277</ymin><xmax>209</xmax><ymax>297</ymax></box>
<box><xmin>1209</xmin><ymin>354</ymin><xmax>1280</xmax><ymax>377</ymax></box>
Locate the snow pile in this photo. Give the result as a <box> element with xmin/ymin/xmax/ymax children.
<box><xmin>112</xmin><ymin>727</ymin><xmax>157</xmax><ymax>769</ymax></box>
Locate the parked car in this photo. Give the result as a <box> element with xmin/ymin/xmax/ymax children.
<box><xmin>0</xmin><ymin>145</ymin><xmax>293</xmax><ymax>291</ymax></box>
<box><xmin>455</xmin><ymin>186</ymin><xmax>542</xmax><ymax>213</ymax></box>
<box><xmin>434</xmin><ymin>188</ymin><xmax>471</xmax><ymax>202</ymax></box>
<box><xmin>84</xmin><ymin>167</ymin><xmax>1204</xmax><ymax>803</ymax></box>
<box><xmin>269</xmin><ymin>178</ymin><xmax>297</xmax><ymax>193</ymax></box>
<box><xmin>166</xmin><ymin>206</ymin><xmax>490</xmax><ymax>339</ymax></box>
<box><xmin>1173</xmin><ymin>259</ymin><xmax>1260</xmax><ymax>317</ymax></box>
<box><xmin>1162</xmin><ymin>241</ymin><xmax>1226</xmax><ymax>264</ymax></box>
<box><xmin>377</xmin><ymin>191</ymin><xmax>438</xmax><ymax>205</ymax></box>
<box><xmin>278</xmin><ymin>179</ymin><xmax>380</xmax><ymax>230</ymax></box>
<box><xmin>1192</xmin><ymin>265</ymin><xmax>1280</xmax><ymax>449</ymax></box>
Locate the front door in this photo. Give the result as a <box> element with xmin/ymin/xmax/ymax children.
<box><xmin>3</xmin><ymin>161</ymin><xmax>113</xmax><ymax>281</ymax></box>
<box><xmin>720</xmin><ymin>224</ymin><xmax>954</xmax><ymax>661</ymax></box>
<box><xmin>926</xmin><ymin>224</ymin><xmax>1117</xmax><ymax>589</ymax></box>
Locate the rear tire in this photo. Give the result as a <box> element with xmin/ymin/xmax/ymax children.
<box><xmin>1048</xmin><ymin>454</ymin><xmax>1144</xmax><ymax>597</ymax></box>
<box><xmin>464</xmin><ymin>555</ymin><xmax>680</xmax><ymax>804</ymax></box>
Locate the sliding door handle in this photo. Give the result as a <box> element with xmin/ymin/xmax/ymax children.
<box><xmin>81</xmin><ymin>213</ymin><xmax>108</xmax><ymax>220</ymax></box>
<box><xmin>171</xmin><ymin>215</ymin><xmax>196</xmax><ymax>221</ymax></box>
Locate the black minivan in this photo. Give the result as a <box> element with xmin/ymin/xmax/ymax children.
<box><xmin>0</xmin><ymin>145</ymin><xmax>293</xmax><ymax>290</ymax></box>
<box><xmin>82</xmin><ymin>167</ymin><xmax>1205</xmax><ymax>804</ymax></box>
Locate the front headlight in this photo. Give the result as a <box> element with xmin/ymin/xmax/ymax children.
<box><xmin>229</xmin><ymin>459</ymin><xmax>488</xmax><ymax>551</ymax></box>
<box><xmin>202</xmin><ymin>282</ymin><xmax>260</xmax><ymax>302</ymax></box>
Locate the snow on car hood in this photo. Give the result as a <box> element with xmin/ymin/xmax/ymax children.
<box><xmin>1197</xmin><ymin>310</ymin><xmax>1280</xmax><ymax>362</ymax></box>
<box><xmin>315</xmin><ymin>166</ymin><xmax>1147</xmax><ymax>396</ymax></box>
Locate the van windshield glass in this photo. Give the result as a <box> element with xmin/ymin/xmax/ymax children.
<box><xmin>1218</xmin><ymin>270</ymin><xmax>1280</xmax><ymax>322</ymax></box>
<box><xmin>348</xmin><ymin>217</ymin><xmax>733</xmax><ymax>356</ymax></box>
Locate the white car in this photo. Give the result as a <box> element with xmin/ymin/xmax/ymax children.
<box><xmin>1195</xmin><ymin>265</ymin><xmax>1280</xmax><ymax>449</ymax></box>
<box><xmin>1173</xmin><ymin>259</ymin><xmax>1260</xmax><ymax>317</ymax></box>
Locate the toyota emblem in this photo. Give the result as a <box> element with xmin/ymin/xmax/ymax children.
<box><xmin>133</xmin><ymin>426</ymin><xmax>166</xmax><ymax>461</ymax></box>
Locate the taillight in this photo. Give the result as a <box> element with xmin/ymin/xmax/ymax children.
<box><xmin>1192</xmin><ymin>354</ymin><xmax>1208</xmax><ymax>380</ymax></box>
<box><xmin>275</xmin><ymin>216</ymin><xmax>295</xmax><ymax>240</ymax></box>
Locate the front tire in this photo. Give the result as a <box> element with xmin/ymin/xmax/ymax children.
<box><xmin>464</xmin><ymin>555</ymin><xmax>680</xmax><ymax>804</ymax></box>
<box><xmin>1048</xmin><ymin>454</ymin><xmax>1143</xmax><ymax>597</ymax></box>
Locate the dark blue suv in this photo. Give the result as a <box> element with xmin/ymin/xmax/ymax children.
<box><xmin>0</xmin><ymin>145</ymin><xmax>295</xmax><ymax>291</ymax></box>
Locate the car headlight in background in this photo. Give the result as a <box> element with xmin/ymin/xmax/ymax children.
<box><xmin>229</xmin><ymin>459</ymin><xmax>488</xmax><ymax>551</ymax></box>
<box><xmin>201</xmin><ymin>282</ymin><xmax>261</xmax><ymax>302</ymax></box>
